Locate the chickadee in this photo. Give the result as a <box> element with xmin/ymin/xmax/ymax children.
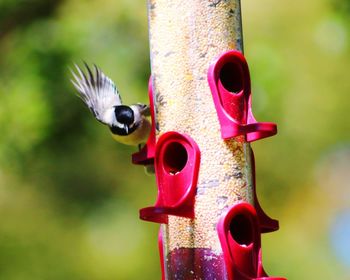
<box><xmin>70</xmin><ymin>63</ymin><xmax>151</xmax><ymax>146</ymax></box>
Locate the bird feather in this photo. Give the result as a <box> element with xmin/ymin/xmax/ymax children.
<box><xmin>70</xmin><ymin>63</ymin><xmax>122</xmax><ymax>125</ymax></box>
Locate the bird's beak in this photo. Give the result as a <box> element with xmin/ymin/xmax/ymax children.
<box><xmin>124</xmin><ymin>124</ymin><xmax>129</xmax><ymax>134</ymax></box>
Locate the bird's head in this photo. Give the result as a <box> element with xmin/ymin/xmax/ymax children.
<box><xmin>110</xmin><ymin>105</ymin><xmax>141</xmax><ymax>136</ymax></box>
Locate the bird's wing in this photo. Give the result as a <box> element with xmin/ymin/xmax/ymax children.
<box><xmin>70</xmin><ymin>63</ymin><xmax>122</xmax><ymax>125</ymax></box>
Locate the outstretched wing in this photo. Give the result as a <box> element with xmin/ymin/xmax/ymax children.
<box><xmin>70</xmin><ymin>63</ymin><xmax>122</xmax><ymax>125</ymax></box>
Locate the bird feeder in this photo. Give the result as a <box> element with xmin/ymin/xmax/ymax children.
<box><xmin>132</xmin><ymin>1</ymin><xmax>286</xmax><ymax>279</ymax></box>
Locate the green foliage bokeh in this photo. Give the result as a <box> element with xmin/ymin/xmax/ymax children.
<box><xmin>0</xmin><ymin>0</ymin><xmax>349</xmax><ymax>279</ymax></box>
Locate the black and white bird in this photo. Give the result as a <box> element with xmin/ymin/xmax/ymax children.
<box><xmin>70</xmin><ymin>63</ymin><xmax>151</xmax><ymax>146</ymax></box>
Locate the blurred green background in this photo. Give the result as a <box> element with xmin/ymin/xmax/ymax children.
<box><xmin>0</xmin><ymin>0</ymin><xmax>349</xmax><ymax>279</ymax></box>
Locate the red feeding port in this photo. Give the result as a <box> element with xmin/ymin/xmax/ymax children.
<box><xmin>217</xmin><ymin>202</ymin><xmax>260</xmax><ymax>279</ymax></box>
<box><xmin>217</xmin><ymin>202</ymin><xmax>285</xmax><ymax>280</ymax></box>
<box><xmin>140</xmin><ymin>131</ymin><xmax>200</xmax><ymax>224</ymax></box>
<box><xmin>207</xmin><ymin>50</ymin><xmax>277</xmax><ymax>142</ymax></box>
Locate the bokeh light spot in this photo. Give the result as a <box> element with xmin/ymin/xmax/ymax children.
<box><xmin>330</xmin><ymin>209</ymin><xmax>350</xmax><ymax>268</ymax></box>
<box><xmin>314</xmin><ymin>18</ymin><xmax>347</xmax><ymax>54</ymax></box>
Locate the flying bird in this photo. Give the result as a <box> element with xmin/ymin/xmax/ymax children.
<box><xmin>70</xmin><ymin>63</ymin><xmax>151</xmax><ymax>146</ymax></box>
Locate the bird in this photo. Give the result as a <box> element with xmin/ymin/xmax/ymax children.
<box><xmin>70</xmin><ymin>63</ymin><xmax>151</xmax><ymax>146</ymax></box>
